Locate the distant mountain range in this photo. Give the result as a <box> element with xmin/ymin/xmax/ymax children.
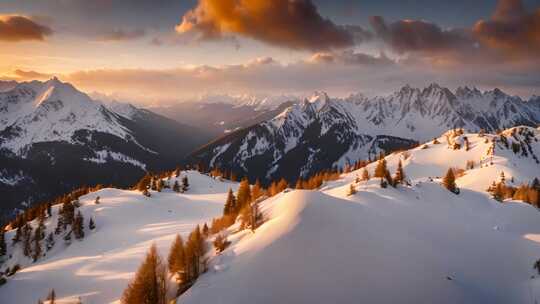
<box><xmin>190</xmin><ymin>84</ymin><xmax>540</xmax><ymax>182</ymax></box>
<box><xmin>0</xmin><ymin>78</ymin><xmax>212</xmax><ymax>219</ymax></box>
<box><xmin>2</xmin><ymin>79</ymin><xmax>539</xmax><ymax>219</ymax></box>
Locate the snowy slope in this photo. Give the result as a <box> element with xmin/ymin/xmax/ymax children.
<box><xmin>179</xmin><ymin>128</ymin><xmax>540</xmax><ymax>304</ymax></box>
<box><xmin>0</xmin><ymin>171</ymin><xmax>238</xmax><ymax>304</ymax></box>
<box><xmin>1</xmin><ymin>128</ymin><xmax>540</xmax><ymax>304</ymax></box>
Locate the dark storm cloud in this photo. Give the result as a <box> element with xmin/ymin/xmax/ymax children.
<box><xmin>0</xmin><ymin>15</ymin><xmax>52</xmax><ymax>42</ymax></box>
<box><xmin>176</xmin><ymin>0</ymin><xmax>369</xmax><ymax>51</ymax></box>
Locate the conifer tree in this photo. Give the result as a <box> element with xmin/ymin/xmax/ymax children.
<box><xmin>136</xmin><ymin>173</ymin><xmax>152</xmax><ymax>192</ymax></box>
<box><xmin>156</xmin><ymin>179</ymin><xmax>163</xmax><ymax>192</ymax></box>
<box><xmin>47</xmin><ymin>289</ymin><xmax>56</xmax><ymax>304</ymax></box>
<box><xmin>295</xmin><ymin>179</ymin><xmax>303</xmax><ymax>189</ymax></box>
<box><xmin>173</xmin><ymin>180</ymin><xmax>181</xmax><ymax>193</ymax></box>
<box><xmin>394</xmin><ymin>160</ymin><xmax>405</xmax><ymax>185</ymax></box>
<box><xmin>94</xmin><ymin>196</ymin><xmax>100</xmax><ymax>204</ymax></box>
<box><xmin>142</xmin><ymin>189</ymin><xmax>151</xmax><ymax>197</ymax></box>
<box><xmin>251</xmin><ymin>180</ymin><xmax>264</xmax><ymax>201</ymax></box>
<box><xmin>33</xmin><ymin>227</ymin><xmax>42</xmax><ymax>262</ymax></box>
<box><xmin>443</xmin><ymin>168</ymin><xmax>458</xmax><ymax>194</ymax></box>
<box><xmin>121</xmin><ymin>243</ymin><xmax>168</xmax><ymax>304</ymax></box>
<box><xmin>89</xmin><ymin>217</ymin><xmax>96</xmax><ymax>230</ymax></box>
<box><xmin>45</xmin><ymin>232</ymin><xmax>55</xmax><ymax>251</ymax></box>
<box><xmin>223</xmin><ymin>189</ymin><xmax>236</xmax><ymax>215</ymax></box>
<box><xmin>348</xmin><ymin>184</ymin><xmax>357</xmax><ymax>196</ymax></box>
<box><xmin>374</xmin><ymin>157</ymin><xmax>387</xmax><ymax>178</ymax></box>
<box><xmin>385</xmin><ymin>169</ymin><xmax>394</xmax><ymax>187</ymax></box>
<box><xmin>13</xmin><ymin>224</ymin><xmax>22</xmax><ymax>244</ymax></box>
<box><xmin>167</xmin><ymin>234</ymin><xmax>185</xmax><ymax>280</ymax></box>
<box><xmin>0</xmin><ymin>227</ymin><xmax>6</xmax><ymax>256</ymax></box>
<box><xmin>182</xmin><ymin>176</ymin><xmax>189</xmax><ymax>192</ymax></box>
<box><xmin>46</xmin><ymin>202</ymin><xmax>52</xmax><ymax>217</ymax></box>
<box><xmin>61</xmin><ymin>201</ymin><xmax>75</xmax><ymax>229</ymax></box>
<box><xmin>23</xmin><ymin>224</ymin><xmax>32</xmax><ymax>257</ymax></box>
<box><xmin>236</xmin><ymin>178</ymin><xmax>252</xmax><ymax>210</ymax></box>
<box><xmin>73</xmin><ymin>211</ymin><xmax>85</xmax><ymax>240</ymax></box>
<box><xmin>277</xmin><ymin>178</ymin><xmax>288</xmax><ymax>193</ymax></box>
<box><xmin>239</xmin><ymin>204</ymin><xmax>252</xmax><ymax>230</ymax></box>
<box><xmin>202</xmin><ymin>223</ymin><xmax>209</xmax><ymax>236</ymax></box>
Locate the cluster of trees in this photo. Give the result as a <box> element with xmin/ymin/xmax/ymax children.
<box><xmin>122</xmin><ymin>227</ymin><xmax>208</xmax><ymax>303</ymax></box>
<box><xmin>488</xmin><ymin>174</ymin><xmax>540</xmax><ymax>205</ymax></box>
<box><xmin>135</xmin><ymin>171</ymin><xmax>190</xmax><ymax>196</ymax></box>
<box><xmin>4</xmin><ymin>195</ymin><xmax>97</xmax><ymax>266</ymax></box>
<box><xmin>294</xmin><ymin>170</ymin><xmax>341</xmax><ymax>190</ymax></box>
<box><xmin>372</xmin><ymin>155</ymin><xmax>407</xmax><ymax>188</ymax></box>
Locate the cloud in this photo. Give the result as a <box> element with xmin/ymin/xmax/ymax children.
<box><xmin>0</xmin><ymin>15</ymin><xmax>53</xmax><ymax>42</ymax></box>
<box><xmin>38</xmin><ymin>51</ymin><xmax>534</xmax><ymax>104</ymax></box>
<box><xmin>99</xmin><ymin>28</ymin><xmax>146</xmax><ymax>41</ymax></box>
<box><xmin>175</xmin><ymin>0</ymin><xmax>364</xmax><ymax>51</ymax></box>
<box><xmin>473</xmin><ymin>0</ymin><xmax>540</xmax><ymax>59</ymax></box>
<box><xmin>13</xmin><ymin>69</ymin><xmax>53</xmax><ymax>80</ymax></box>
<box><xmin>369</xmin><ymin>16</ymin><xmax>474</xmax><ymax>55</ymax></box>
<box><xmin>308</xmin><ymin>50</ymin><xmax>394</xmax><ymax>66</ymax></box>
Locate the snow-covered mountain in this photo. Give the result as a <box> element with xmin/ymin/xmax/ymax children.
<box><xmin>191</xmin><ymin>85</ymin><xmax>540</xmax><ymax>182</ymax></box>
<box><xmin>1</xmin><ymin>127</ymin><xmax>539</xmax><ymax>303</ymax></box>
<box><xmin>151</xmin><ymin>95</ymin><xmax>297</xmax><ymax>136</ymax></box>
<box><xmin>0</xmin><ymin>78</ymin><xmax>212</xmax><ymax>219</ymax></box>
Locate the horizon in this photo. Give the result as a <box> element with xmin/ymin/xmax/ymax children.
<box><xmin>0</xmin><ymin>0</ymin><xmax>539</xmax><ymax>103</ymax></box>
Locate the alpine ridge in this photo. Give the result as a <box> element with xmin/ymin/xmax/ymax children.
<box><xmin>191</xmin><ymin>84</ymin><xmax>540</xmax><ymax>183</ymax></box>
<box><xmin>0</xmin><ymin>78</ymin><xmax>212</xmax><ymax>220</ymax></box>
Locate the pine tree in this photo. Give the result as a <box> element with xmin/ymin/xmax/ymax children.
<box><xmin>492</xmin><ymin>182</ymin><xmax>505</xmax><ymax>201</ymax></box>
<box><xmin>167</xmin><ymin>234</ymin><xmax>185</xmax><ymax>280</ymax></box>
<box><xmin>384</xmin><ymin>169</ymin><xmax>394</xmax><ymax>187</ymax></box>
<box><xmin>47</xmin><ymin>289</ymin><xmax>56</xmax><ymax>304</ymax></box>
<box><xmin>239</xmin><ymin>204</ymin><xmax>252</xmax><ymax>230</ymax></box>
<box><xmin>236</xmin><ymin>178</ymin><xmax>252</xmax><ymax>210</ymax></box>
<box><xmin>12</xmin><ymin>223</ymin><xmax>22</xmax><ymax>244</ymax></box>
<box><xmin>173</xmin><ymin>180</ymin><xmax>181</xmax><ymax>193</ymax></box>
<box><xmin>182</xmin><ymin>176</ymin><xmax>189</xmax><ymax>192</ymax></box>
<box><xmin>94</xmin><ymin>196</ymin><xmax>100</xmax><ymax>204</ymax></box>
<box><xmin>295</xmin><ymin>179</ymin><xmax>304</xmax><ymax>189</ymax></box>
<box><xmin>223</xmin><ymin>189</ymin><xmax>236</xmax><ymax>215</ymax></box>
<box><xmin>33</xmin><ymin>226</ymin><xmax>42</xmax><ymax>262</ymax></box>
<box><xmin>348</xmin><ymin>184</ymin><xmax>357</xmax><ymax>196</ymax></box>
<box><xmin>46</xmin><ymin>202</ymin><xmax>52</xmax><ymax>217</ymax></box>
<box><xmin>136</xmin><ymin>173</ymin><xmax>152</xmax><ymax>192</ymax></box>
<box><xmin>61</xmin><ymin>201</ymin><xmax>75</xmax><ymax>229</ymax></box>
<box><xmin>394</xmin><ymin>160</ymin><xmax>405</xmax><ymax>185</ymax></box>
<box><xmin>0</xmin><ymin>227</ymin><xmax>6</xmax><ymax>256</ymax></box>
<box><xmin>45</xmin><ymin>232</ymin><xmax>55</xmax><ymax>251</ymax></box>
<box><xmin>73</xmin><ymin>211</ymin><xmax>85</xmax><ymax>240</ymax></box>
<box><xmin>202</xmin><ymin>223</ymin><xmax>209</xmax><ymax>236</ymax></box>
<box><xmin>121</xmin><ymin>243</ymin><xmax>168</xmax><ymax>304</ymax></box>
<box><xmin>23</xmin><ymin>224</ymin><xmax>32</xmax><ymax>257</ymax></box>
<box><xmin>443</xmin><ymin>168</ymin><xmax>458</xmax><ymax>194</ymax></box>
<box><xmin>89</xmin><ymin>217</ymin><xmax>96</xmax><ymax>230</ymax></box>
<box><xmin>374</xmin><ymin>157</ymin><xmax>387</xmax><ymax>178</ymax></box>
<box><xmin>156</xmin><ymin>179</ymin><xmax>163</xmax><ymax>192</ymax></box>
<box><xmin>142</xmin><ymin>189</ymin><xmax>151</xmax><ymax>197</ymax></box>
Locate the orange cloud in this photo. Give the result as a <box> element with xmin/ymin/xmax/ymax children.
<box><xmin>13</xmin><ymin>69</ymin><xmax>52</xmax><ymax>80</ymax></box>
<box><xmin>175</xmin><ymin>0</ymin><xmax>362</xmax><ymax>51</ymax></box>
<box><xmin>473</xmin><ymin>0</ymin><xmax>540</xmax><ymax>59</ymax></box>
<box><xmin>0</xmin><ymin>15</ymin><xmax>52</xmax><ymax>42</ymax></box>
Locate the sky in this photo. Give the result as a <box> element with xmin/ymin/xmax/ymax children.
<box><xmin>0</xmin><ymin>0</ymin><xmax>539</xmax><ymax>103</ymax></box>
